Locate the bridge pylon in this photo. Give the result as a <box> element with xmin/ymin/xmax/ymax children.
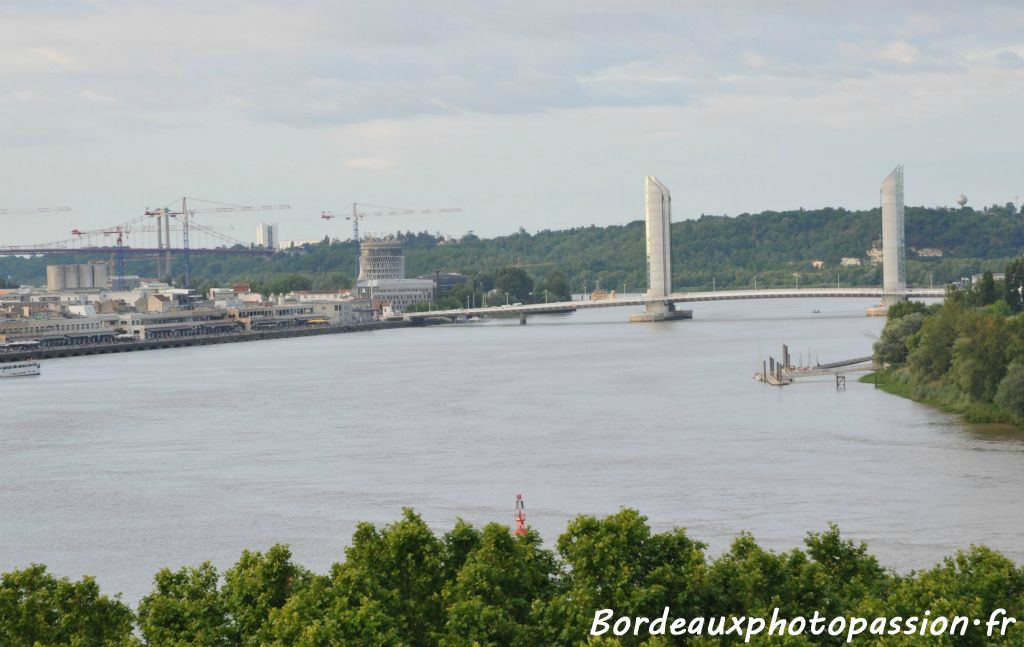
<box><xmin>631</xmin><ymin>176</ymin><xmax>690</xmax><ymax>322</ymax></box>
<box><xmin>868</xmin><ymin>165</ymin><xmax>907</xmax><ymax>316</ymax></box>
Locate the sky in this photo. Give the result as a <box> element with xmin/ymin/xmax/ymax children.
<box><xmin>1</xmin><ymin>0</ymin><xmax>1022</xmax><ymax>247</ymax></box>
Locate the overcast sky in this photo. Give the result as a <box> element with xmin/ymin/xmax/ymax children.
<box><xmin>1</xmin><ymin>0</ymin><xmax>1022</xmax><ymax>246</ymax></box>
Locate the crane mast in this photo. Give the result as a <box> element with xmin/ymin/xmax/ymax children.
<box><xmin>145</xmin><ymin>198</ymin><xmax>290</xmax><ymax>289</ymax></box>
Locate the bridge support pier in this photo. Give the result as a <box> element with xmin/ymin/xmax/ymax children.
<box><xmin>629</xmin><ymin>301</ymin><xmax>693</xmax><ymax>322</ymax></box>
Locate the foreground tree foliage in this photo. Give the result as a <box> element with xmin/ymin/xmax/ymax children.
<box><xmin>3</xmin><ymin>509</ymin><xmax>1024</xmax><ymax>645</ymax></box>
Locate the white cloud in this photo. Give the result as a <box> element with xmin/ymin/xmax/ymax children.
<box><xmin>837</xmin><ymin>40</ymin><xmax>920</xmax><ymax>66</ymax></box>
<box><xmin>340</xmin><ymin>156</ymin><xmax>396</xmax><ymax>171</ymax></box>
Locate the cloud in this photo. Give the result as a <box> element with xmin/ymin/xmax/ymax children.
<box><xmin>996</xmin><ymin>50</ymin><xmax>1024</xmax><ymax>69</ymax></box>
<box><xmin>340</xmin><ymin>156</ymin><xmax>396</xmax><ymax>171</ymax></box>
<box><xmin>80</xmin><ymin>89</ymin><xmax>119</xmax><ymax>105</ymax></box>
<box><xmin>837</xmin><ymin>40</ymin><xmax>920</xmax><ymax>66</ymax></box>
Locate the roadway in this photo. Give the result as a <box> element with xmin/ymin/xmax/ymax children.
<box><xmin>401</xmin><ymin>286</ymin><xmax>948</xmax><ymax>320</ymax></box>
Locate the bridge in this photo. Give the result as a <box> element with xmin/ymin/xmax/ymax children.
<box><xmin>404</xmin><ymin>167</ymin><xmax>940</xmax><ymax>322</ymax></box>
<box><xmin>0</xmin><ymin>246</ymin><xmax>273</xmax><ymax>257</ymax></box>
<box><xmin>400</xmin><ymin>287</ymin><xmax>947</xmax><ymax>321</ymax></box>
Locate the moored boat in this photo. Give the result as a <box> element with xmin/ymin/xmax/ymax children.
<box><xmin>0</xmin><ymin>358</ymin><xmax>41</xmax><ymax>377</ymax></box>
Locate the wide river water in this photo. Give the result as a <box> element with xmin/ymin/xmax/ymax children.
<box><xmin>3</xmin><ymin>297</ymin><xmax>1023</xmax><ymax>602</ymax></box>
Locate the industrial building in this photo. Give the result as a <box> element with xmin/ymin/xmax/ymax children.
<box><xmin>46</xmin><ymin>263</ymin><xmax>109</xmax><ymax>291</ymax></box>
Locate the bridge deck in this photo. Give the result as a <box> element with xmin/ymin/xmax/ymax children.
<box><xmin>403</xmin><ymin>287</ymin><xmax>946</xmax><ymax>319</ymax></box>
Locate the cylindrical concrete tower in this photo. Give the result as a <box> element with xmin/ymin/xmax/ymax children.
<box><xmin>880</xmin><ymin>165</ymin><xmax>906</xmax><ymax>305</ymax></box>
<box><xmin>358</xmin><ymin>239</ymin><xmax>405</xmax><ymax>281</ymax></box>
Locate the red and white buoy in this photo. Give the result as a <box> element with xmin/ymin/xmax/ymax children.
<box><xmin>514</xmin><ymin>494</ymin><xmax>527</xmax><ymax>537</ymax></box>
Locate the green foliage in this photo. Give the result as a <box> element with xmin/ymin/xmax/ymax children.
<box><xmin>0</xmin><ymin>564</ymin><xmax>136</xmax><ymax>646</ymax></box>
<box><xmin>3</xmin><ymin>511</ymin><xmax>1024</xmax><ymax>645</ymax></box>
<box><xmin>541</xmin><ymin>270</ymin><xmax>571</xmax><ymax>301</ymax></box>
<box><xmin>873</xmin><ymin>261</ymin><xmax>1024</xmax><ymax>426</ymax></box>
<box><xmin>440</xmin><ymin>524</ymin><xmax>556</xmax><ymax>645</ymax></box>
<box><xmin>5</xmin><ymin>203</ymin><xmax>1024</xmax><ymax>293</ymax></box>
<box><xmin>1006</xmin><ymin>257</ymin><xmax>1024</xmax><ymax>313</ymax></box>
<box><xmin>535</xmin><ymin>509</ymin><xmax>706</xmax><ymax>646</ymax></box>
<box><xmin>874</xmin><ymin>312</ymin><xmax>925</xmax><ymax>365</ymax></box>
<box><xmin>886</xmin><ymin>300</ymin><xmax>928</xmax><ymax>320</ymax></box>
<box><xmin>907</xmin><ymin>300</ymin><xmax>963</xmax><ymax>381</ymax></box>
<box><xmin>136</xmin><ymin>562</ymin><xmax>229</xmax><ymax>645</ymax></box>
<box><xmin>494</xmin><ymin>267</ymin><xmax>534</xmax><ymax>304</ymax></box>
<box><xmin>950</xmin><ymin>311</ymin><xmax>1007</xmax><ymax>402</ymax></box>
<box><xmin>221</xmin><ymin>544</ymin><xmax>310</xmax><ymax>646</ymax></box>
<box><xmin>995</xmin><ymin>361</ymin><xmax>1024</xmax><ymax>420</ymax></box>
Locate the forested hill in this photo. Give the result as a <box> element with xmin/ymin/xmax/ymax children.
<box><xmin>2</xmin><ymin>203</ymin><xmax>1021</xmax><ymax>292</ymax></box>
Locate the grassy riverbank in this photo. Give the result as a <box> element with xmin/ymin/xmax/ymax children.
<box><xmin>860</xmin><ymin>368</ymin><xmax>1019</xmax><ymax>427</ymax></box>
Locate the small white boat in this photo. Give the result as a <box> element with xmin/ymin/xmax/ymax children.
<box><xmin>0</xmin><ymin>359</ymin><xmax>41</xmax><ymax>377</ymax></box>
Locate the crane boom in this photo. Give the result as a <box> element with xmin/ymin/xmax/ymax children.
<box><xmin>327</xmin><ymin>202</ymin><xmax>462</xmax><ymax>240</ymax></box>
<box><xmin>0</xmin><ymin>206</ymin><xmax>72</xmax><ymax>215</ymax></box>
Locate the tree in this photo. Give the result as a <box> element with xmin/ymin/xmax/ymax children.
<box><xmin>887</xmin><ymin>300</ymin><xmax>928</xmax><ymax>320</ymax></box>
<box><xmin>325</xmin><ymin>509</ymin><xmax>446</xmax><ymax>646</ymax></box>
<box><xmin>440</xmin><ymin>523</ymin><xmax>557</xmax><ymax>645</ymax></box>
<box><xmin>977</xmin><ymin>270</ymin><xmax>997</xmax><ymax>305</ymax></box>
<box><xmin>541</xmin><ymin>270</ymin><xmax>571</xmax><ymax>302</ymax></box>
<box><xmin>494</xmin><ymin>267</ymin><xmax>533</xmax><ymax>304</ymax></box>
<box><xmin>0</xmin><ymin>564</ymin><xmax>136</xmax><ymax>646</ymax></box>
<box><xmin>908</xmin><ymin>298</ymin><xmax>963</xmax><ymax>381</ymax></box>
<box><xmin>1005</xmin><ymin>258</ymin><xmax>1024</xmax><ymax>312</ymax></box>
<box><xmin>534</xmin><ymin>509</ymin><xmax>706</xmax><ymax>646</ymax></box>
<box><xmin>950</xmin><ymin>311</ymin><xmax>1007</xmax><ymax>402</ymax></box>
<box><xmin>874</xmin><ymin>312</ymin><xmax>925</xmax><ymax>365</ymax></box>
<box><xmin>222</xmin><ymin>544</ymin><xmax>310</xmax><ymax>645</ymax></box>
<box><xmin>137</xmin><ymin>562</ymin><xmax>230</xmax><ymax>645</ymax></box>
<box><xmin>995</xmin><ymin>361</ymin><xmax>1024</xmax><ymax>419</ymax></box>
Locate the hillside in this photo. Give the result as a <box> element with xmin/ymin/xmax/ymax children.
<box><xmin>1</xmin><ymin>203</ymin><xmax>1020</xmax><ymax>293</ymax></box>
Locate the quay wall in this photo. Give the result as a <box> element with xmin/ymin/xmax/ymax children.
<box><xmin>0</xmin><ymin>322</ymin><xmax>410</xmax><ymax>362</ymax></box>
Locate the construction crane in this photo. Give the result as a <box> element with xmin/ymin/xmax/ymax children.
<box><xmin>0</xmin><ymin>206</ymin><xmax>72</xmax><ymax>215</ymax></box>
<box><xmin>70</xmin><ymin>222</ymin><xmax>137</xmax><ymax>289</ymax></box>
<box><xmin>103</xmin><ymin>226</ymin><xmax>128</xmax><ymax>290</ymax></box>
<box><xmin>145</xmin><ymin>198</ymin><xmax>290</xmax><ymax>288</ymax></box>
<box><xmin>321</xmin><ymin>203</ymin><xmax>462</xmax><ymax>241</ymax></box>
<box><xmin>511</xmin><ymin>256</ymin><xmax>555</xmax><ymax>269</ymax></box>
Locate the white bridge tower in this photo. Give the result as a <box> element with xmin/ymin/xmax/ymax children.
<box><xmin>631</xmin><ymin>176</ymin><xmax>691</xmax><ymax>322</ymax></box>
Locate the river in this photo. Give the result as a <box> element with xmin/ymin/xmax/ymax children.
<box><xmin>2</xmin><ymin>297</ymin><xmax>1022</xmax><ymax>602</ymax></box>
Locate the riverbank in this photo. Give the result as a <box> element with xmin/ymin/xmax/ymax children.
<box><xmin>860</xmin><ymin>368</ymin><xmax>1021</xmax><ymax>428</ymax></box>
<box><xmin>0</xmin><ymin>320</ymin><xmax>411</xmax><ymax>362</ymax></box>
